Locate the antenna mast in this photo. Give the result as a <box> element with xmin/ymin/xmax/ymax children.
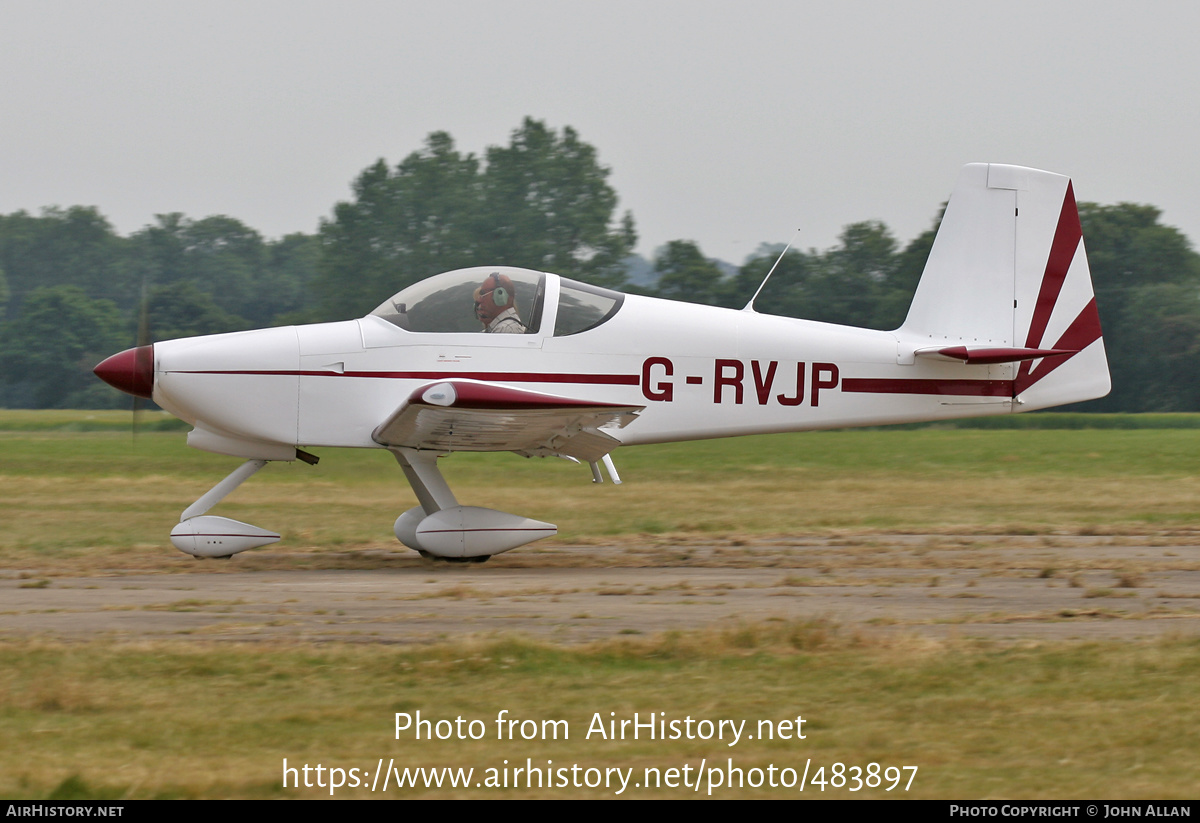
<box><xmin>743</xmin><ymin>230</ymin><xmax>800</xmax><ymax>312</ymax></box>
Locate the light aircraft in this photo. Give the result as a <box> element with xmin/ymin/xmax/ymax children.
<box><xmin>94</xmin><ymin>163</ymin><xmax>1109</xmax><ymax>562</ymax></box>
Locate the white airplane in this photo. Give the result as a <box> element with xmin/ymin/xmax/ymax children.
<box><xmin>95</xmin><ymin>164</ymin><xmax>1109</xmax><ymax>562</ymax></box>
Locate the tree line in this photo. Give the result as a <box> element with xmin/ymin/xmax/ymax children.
<box><xmin>1</xmin><ymin>117</ymin><xmax>1197</xmax><ymax>412</ymax></box>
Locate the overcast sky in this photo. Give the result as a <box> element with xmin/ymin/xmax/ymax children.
<box><xmin>2</xmin><ymin>0</ymin><xmax>1197</xmax><ymax>266</ymax></box>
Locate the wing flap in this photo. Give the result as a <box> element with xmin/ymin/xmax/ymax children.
<box><xmin>372</xmin><ymin>380</ymin><xmax>642</xmax><ymax>462</ymax></box>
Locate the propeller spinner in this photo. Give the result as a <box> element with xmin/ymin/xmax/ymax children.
<box><xmin>94</xmin><ymin>345</ymin><xmax>154</xmax><ymax>399</ymax></box>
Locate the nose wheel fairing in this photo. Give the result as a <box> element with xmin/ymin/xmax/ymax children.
<box><xmin>170</xmin><ymin>459</ymin><xmax>282</xmax><ymax>558</ymax></box>
<box><xmin>170</xmin><ymin>515</ymin><xmax>281</xmax><ymax>558</ymax></box>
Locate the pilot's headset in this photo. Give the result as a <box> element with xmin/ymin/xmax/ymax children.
<box><xmin>474</xmin><ymin>272</ymin><xmax>515</xmax><ymax>324</ymax></box>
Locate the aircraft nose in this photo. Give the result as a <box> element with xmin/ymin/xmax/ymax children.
<box><xmin>94</xmin><ymin>345</ymin><xmax>155</xmax><ymax>399</ymax></box>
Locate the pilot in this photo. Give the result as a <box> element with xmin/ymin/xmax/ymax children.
<box><xmin>473</xmin><ymin>272</ymin><xmax>526</xmax><ymax>334</ymax></box>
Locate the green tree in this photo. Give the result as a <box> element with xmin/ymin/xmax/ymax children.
<box><xmin>729</xmin><ymin>248</ymin><xmax>813</xmax><ymax>315</ymax></box>
<box><xmin>1081</xmin><ymin>203</ymin><xmax>1200</xmax><ymax>294</ymax></box>
<box><xmin>1110</xmin><ymin>283</ymin><xmax>1200</xmax><ymax>411</ymax></box>
<box><xmin>1077</xmin><ymin>203</ymin><xmax>1200</xmax><ymax>411</ymax></box>
<box><xmin>733</xmin><ymin>222</ymin><xmax>901</xmax><ymax>328</ymax></box>
<box><xmin>652</xmin><ymin>240</ymin><xmax>726</xmax><ymax>305</ymax></box>
<box><xmin>478</xmin><ymin>118</ymin><xmax>635</xmax><ymax>287</ymax></box>
<box><xmin>0</xmin><ymin>286</ymin><xmax>126</xmax><ymax>408</ymax></box>
<box><xmin>315</xmin><ymin>119</ymin><xmax>637</xmax><ymax>320</ymax></box>
<box><xmin>126</xmin><ymin>214</ymin><xmax>270</xmax><ymax>323</ymax></box>
<box><xmin>144</xmin><ymin>282</ymin><xmax>248</xmax><ymax>343</ymax></box>
<box><xmin>181</xmin><ymin>215</ymin><xmax>267</xmax><ymax>316</ymax></box>
<box><xmin>316</xmin><ymin>133</ymin><xmax>482</xmax><ymax>319</ymax></box>
<box><xmin>0</xmin><ymin>207</ymin><xmax>130</xmax><ymax>320</ymax></box>
<box><xmin>804</xmin><ymin>221</ymin><xmax>897</xmax><ymax>328</ymax></box>
<box><xmin>877</xmin><ymin>218</ymin><xmax>940</xmax><ymax>330</ymax></box>
<box><xmin>259</xmin><ymin>233</ymin><xmax>321</xmax><ymax>325</ymax></box>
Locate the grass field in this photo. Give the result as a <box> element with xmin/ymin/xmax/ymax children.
<box><xmin>4</xmin><ymin>631</ymin><xmax>1199</xmax><ymax>799</ymax></box>
<box><xmin>4</xmin><ymin>412</ymin><xmax>1200</xmax><ymax>565</ymax></box>
<box><xmin>3</xmin><ymin>411</ymin><xmax>1200</xmax><ymax>798</ymax></box>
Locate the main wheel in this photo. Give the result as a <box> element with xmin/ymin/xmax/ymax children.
<box><xmin>416</xmin><ymin>550</ymin><xmax>491</xmax><ymax>564</ymax></box>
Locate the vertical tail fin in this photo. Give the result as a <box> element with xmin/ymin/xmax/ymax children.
<box><xmin>899</xmin><ymin>163</ymin><xmax>1110</xmax><ymax>409</ymax></box>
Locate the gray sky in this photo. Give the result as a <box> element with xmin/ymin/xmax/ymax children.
<box><xmin>2</xmin><ymin>0</ymin><xmax>1197</xmax><ymax>265</ymax></box>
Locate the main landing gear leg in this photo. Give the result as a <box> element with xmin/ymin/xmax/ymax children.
<box><xmin>389</xmin><ymin>447</ymin><xmax>557</xmax><ymax>562</ymax></box>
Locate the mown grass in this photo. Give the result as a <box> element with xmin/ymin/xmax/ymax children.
<box><xmin>0</xmin><ymin>409</ymin><xmax>188</xmax><ymax>432</ymax></box>
<box><xmin>3</xmin><ymin>413</ymin><xmax>1200</xmax><ymax>565</ymax></box>
<box><xmin>4</xmin><ymin>411</ymin><xmax>1200</xmax><ymax>799</ymax></box>
<box><xmin>2</xmin><ymin>628</ymin><xmax>1198</xmax><ymax>799</ymax></box>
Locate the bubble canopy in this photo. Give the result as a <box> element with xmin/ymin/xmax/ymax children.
<box><xmin>370</xmin><ymin>267</ymin><xmax>624</xmax><ymax>337</ymax></box>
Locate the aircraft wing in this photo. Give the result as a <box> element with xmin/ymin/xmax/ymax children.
<box><xmin>371</xmin><ymin>380</ymin><xmax>643</xmax><ymax>462</ymax></box>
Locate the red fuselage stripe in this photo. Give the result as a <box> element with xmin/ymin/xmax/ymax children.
<box><xmin>418</xmin><ymin>528</ymin><xmax>558</xmax><ymax>534</ymax></box>
<box><xmin>841</xmin><ymin>378</ymin><xmax>1014</xmax><ymax>397</ymax></box>
<box><xmin>176</xmin><ymin>370</ymin><xmax>641</xmax><ymax>385</ymax></box>
<box><xmin>186</xmin><ymin>534</ymin><xmax>280</xmax><ymax>539</ymax></box>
